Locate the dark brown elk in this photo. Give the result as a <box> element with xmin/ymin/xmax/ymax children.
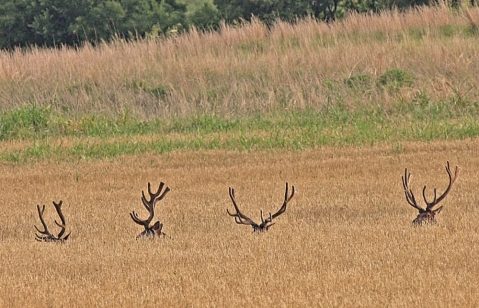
<box><xmin>130</xmin><ymin>182</ymin><xmax>170</xmax><ymax>238</ymax></box>
<box><xmin>402</xmin><ymin>161</ymin><xmax>459</xmax><ymax>225</ymax></box>
<box><xmin>34</xmin><ymin>201</ymin><xmax>71</xmax><ymax>242</ymax></box>
<box><xmin>227</xmin><ymin>182</ymin><xmax>295</xmax><ymax>232</ymax></box>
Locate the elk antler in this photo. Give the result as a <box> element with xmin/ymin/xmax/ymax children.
<box><xmin>227</xmin><ymin>187</ymin><xmax>258</xmax><ymax>228</ymax></box>
<box><xmin>130</xmin><ymin>182</ymin><xmax>170</xmax><ymax>238</ymax></box>
<box><xmin>34</xmin><ymin>201</ymin><xmax>71</xmax><ymax>242</ymax></box>
<box><xmin>422</xmin><ymin>161</ymin><xmax>459</xmax><ymax>212</ymax></box>
<box><xmin>227</xmin><ymin>182</ymin><xmax>295</xmax><ymax>232</ymax></box>
<box><xmin>402</xmin><ymin>168</ymin><xmax>426</xmax><ymax>213</ymax></box>
<box><xmin>402</xmin><ymin>161</ymin><xmax>459</xmax><ymax>225</ymax></box>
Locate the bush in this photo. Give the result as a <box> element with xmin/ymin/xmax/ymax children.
<box><xmin>378</xmin><ymin>68</ymin><xmax>414</xmax><ymax>90</ymax></box>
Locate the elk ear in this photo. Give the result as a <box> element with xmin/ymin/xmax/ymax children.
<box><xmin>152</xmin><ymin>221</ymin><xmax>161</xmax><ymax>230</ymax></box>
<box><xmin>433</xmin><ymin>206</ymin><xmax>443</xmax><ymax>214</ymax></box>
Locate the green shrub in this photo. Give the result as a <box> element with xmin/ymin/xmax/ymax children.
<box><xmin>344</xmin><ymin>73</ymin><xmax>373</xmax><ymax>90</ymax></box>
<box><xmin>378</xmin><ymin>68</ymin><xmax>414</xmax><ymax>90</ymax></box>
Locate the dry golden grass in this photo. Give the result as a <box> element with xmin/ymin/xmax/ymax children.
<box><xmin>0</xmin><ymin>6</ymin><xmax>478</xmax><ymax>117</ymax></box>
<box><xmin>0</xmin><ymin>139</ymin><xmax>478</xmax><ymax>306</ymax></box>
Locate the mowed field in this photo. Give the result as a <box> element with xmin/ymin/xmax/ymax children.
<box><xmin>0</xmin><ymin>139</ymin><xmax>478</xmax><ymax>306</ymax></box>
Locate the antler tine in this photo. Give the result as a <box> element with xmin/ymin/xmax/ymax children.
<box><xmin>142</xmin><ymin>182</ymin><xmax>170</xmax><ymax>210</ymax></box>
<box><xmin>140</xmin><ymin>182</ymin><xmax>159</xmax><ymax>211</ymax></box>
<box><xmin>422</xmin><ymin>186</ymin><xmax>437</xmax><ymax>206</ymax></box>
<box><xmin>137</xmin><ymin>183</ymin><xmax>161</xmax><ymax>227</ymax></box>
<box><xmin>156</xmin><ymin>182</ymin><xmax>170</xmax><ymax>201</ymax></box>
<box><xmin>52</xmin><ymin>201</ymin><xmax>67</xmax><ymax>238</ymax></box>
<box><xmin>140</xmin><ymin>191</ymin><xmax>152</xmax><ymax>212</ymax></box>
<box><xmin>423</xmin><ymin>161</ymin><xmax>459</xmax><ymax>210</ymax></box>
<box><xmin>265</xmin><ymin>213</ymin><xmax>275</xmax><ymax>230</ymax></box>
<box><xmin>226</xmin><ymin>188</ymin><xmax>240</xmax><ymax>217</ymax></box>
<box><xmin>227</xmin><ymin>187</ymin><xmax>256</xmax><ymax>226</ymax></box>
<box><xmin>271</xmin><ymin>182</ymin><xmax>295</xmax><ymax>220</ymax></box>
<box><xmin>147</xmin><ymin>182</ymin><xmax>170</xmax><ymax>200</ymax></box>
<box><xmin>130</xmin><ymin>211</ymin><xmax>149</xmax><ymax>227</ymax></box>
<box><xmin>402</xmin><ymin>168</ymin><xmax>424</xmax><ymax>212</ymax></box>
<box><xmin>226</xmin><ymin>188</ymin><xmax>236</xmax><ymax>214</ymax></box>
<box><xmin>34</xmin><ymin>204</ymin><xmax>52</xmax><ymax>238</ymax></box>
<box><xmin>285</xmin><ymin>182</ymin><xmax>295</xmax><ymax>203</ymax></box>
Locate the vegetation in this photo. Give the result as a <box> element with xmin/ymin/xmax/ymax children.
<box><xmin>0</xmin><ymin>6</ymin><xmax>478</xmax><ymax>117</ymax></box>
<box><xmin>0</xmin><ymin>6</ymin><xmax>478</xmax><ymax>162</ymax></box>
<box><xmin>1</xmin><ymin>0</ymin><xmax>476</xmax><ymax>49</ymax></box>
<box><xmin>0</xmin><ymin>96</ymin><xmax>478</xmax><ymax>162</ymax></box>
<box><xmin>0</xmin><ymin>5</ymin><xmax>478</xmax><ymax>307</ymax></box>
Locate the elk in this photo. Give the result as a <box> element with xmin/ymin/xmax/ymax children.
<box><xmin>402</xmin><ymin>161</ymin><xmax>459</xmax><ymax>225</ymax></box>
<box><xmin>34</xmin><ymin>201</ymin><xmax>71</xmax><ymax>242</ymax></box>
<box><xmin>227</xmin><ymin>182</ymin><xmax>295</xmax><ymax>232</ymax></box>
<box><xmin>130</xmin><ymin>182</ymin><xmax>170</xmax><ymax>238</ymax></box>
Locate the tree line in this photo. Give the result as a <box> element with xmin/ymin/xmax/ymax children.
<box><xmin>0</xmin><ymin>0</ymin><xmax>475</xmax><ymax>49</ymax></box>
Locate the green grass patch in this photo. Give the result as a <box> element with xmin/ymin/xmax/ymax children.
<box><xmin>1</xmin><ymin>94</ymin><xmax>478</xmax><ymax>163</ymax></box>
<box><xmin>378</xmin><ymin>68</ymin><xmax>415</xmax><ymax>92</ymax></box>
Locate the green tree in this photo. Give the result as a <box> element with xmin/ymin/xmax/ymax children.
<box><xmin>213</xmin><ymin>0</ymin><xmax>339</xmax><ymax>24</ymax></box>
<box><xmin>0</xmin><ymin>0</ymin><xmax>32</xmax><ymax>48</ymax></box>
<box><xmin>187</xmin><ymin>1</ymin><xmax>221</xmax><ymax>30</ymax></box>
<box><xmin>118</xmin><ymin>0</ymin><xmax>186</xmax><ymax>36</ymax></box>
<box><xmin>71</xmin><ymin>1</ymin><xmax>125</xmax><ymax>42</ymax></box>
<box><xmin>0</xmin><ymin>0</ymin><xmax>187</xmax><ymax>49</ymax></box>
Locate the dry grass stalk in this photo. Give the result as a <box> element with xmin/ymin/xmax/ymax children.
<box><xmin>0</xmin><ymin>139</ymin><xmax>478</xmax><ymax>306</ymax></box>
<box><xmin>0</xmin><ymin>6</ymin><xmax>477</xmax><ymax>117</ymax></box>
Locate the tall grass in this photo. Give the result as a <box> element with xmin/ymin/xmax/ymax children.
<box><xmin>0</xmin><ymin>6</ymin><xmax>477</xmax><ymax>118</ymax></box>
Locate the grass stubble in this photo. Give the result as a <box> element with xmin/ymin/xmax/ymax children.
<box><xmin>0</xmin><ymin>139</ymin><xmax>478</xmax><ymax>306</ymax></box>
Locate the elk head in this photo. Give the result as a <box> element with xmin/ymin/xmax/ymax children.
<box><xmin>130</xmin><ymin>182</ymin><xmax>170</xmax><ymax>238</ymax></box>
<box><xmin>34</xmin><ymin>201</ymin><xmax>71</xmax><ymax>242</ymax></box>
<box><xmin>402</xmin><ymin>161</ymin><xmax>459</xmax><ymax>225</ymax></box>
<box><xmin>227</xmin><ymin>182</ymin><xmax>295</xmax><ymax>232</ymax></box>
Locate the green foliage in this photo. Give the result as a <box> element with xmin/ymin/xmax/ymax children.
<box><xmin>71</xmin><ymin>1</ymin><xmax>126</xmax><ymax>42</ymax></box>
<box><xmin>383</xmin><ymin>0</ymin><xmax>429</xmax><ymax>9</ymax></box>
<box><xmin>213</xmin><ymin>0</ymin><xmax>339</xmax><ymax>24</ymax></box>
<box><xmin>407</xmin><ymin>27</ymin><xmax>426</xmax><ymax>41</ymax></box>
<box><xmin>0</xmin><ymin>0</ymin><xmax>473</xmax><ymax>48</ymax></box>
<box><xmin>169</xmin><ymin>114</ymin><xmax>239</xmax><ymax>133</ymax></box>
<box><xmin>439</xmin><ymin>24</ymin><xmax>457</xmax><ymax>37</ymax></box>
<box><xmin>187</xmin><ymin>1</ymin><xmax>221</xmax><ymax>30</ymax></box>
<box><xmin>0</xmin><ymin>105</ymin><xmax>53</xmax><ymax>139</ymax></box>
<box><xmin>378</xmin><ymin>68</ymin><xmax>414</xmax><ymax>91</ymax></box>
<box><xmin>0</xmin><ymin>0</ymin><xmax>91</xmax><ymax>47</ymax></box>
<box><xmin>344</xmin><ymin>73</ymin><xmax>373</xmax><ymax>91</ymax></box>
<box><xmin>1</xmin><ymin>94</ymin><xmax>479</xmax><ymax>162</ymax></box>
<box><xmin>0</xmin><ymin>0</ymin><xmax>188</xmax><ymax>49</ymax></box>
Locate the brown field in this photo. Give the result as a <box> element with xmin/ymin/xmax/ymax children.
<box><xmin>0</xmin><ymin>139</ymin><xmax>478</xmax><ymax>307</ymax></box>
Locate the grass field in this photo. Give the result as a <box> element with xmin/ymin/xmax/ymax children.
<box><xmin>0</xmin><ymin>5</ymin><xmax>478</xmax><ymax>307</ymax></box>
<box><xmin>0</xmin><ymin>139</ymin><xmax>478</xmax><ymax>306</ymax></box>
<box><xmin>0</xmin><ymin>6</ymin><xmax>477</xmax><ymax>163</ymax></box>
<box><xmin>0</xmin><ymin>6</ymin><xmax>477</xmax><ymax>118</ymax></box>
